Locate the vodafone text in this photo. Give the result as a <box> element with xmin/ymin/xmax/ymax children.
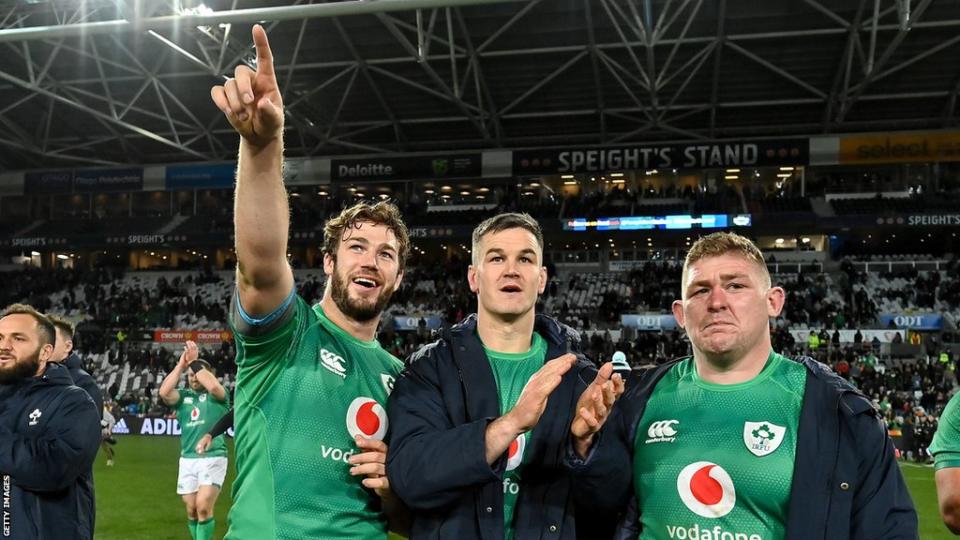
<box><xmin>665</xmin><ymin>524</ymin><xmax>762</xmax><ymax>540</ymax></box>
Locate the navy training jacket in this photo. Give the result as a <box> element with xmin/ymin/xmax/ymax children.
<box><xmin>387</xmin><ymin>313</ymin><xmax>621</xmax><ymax>540</ymax></box>
<box><xmin>0</xmin><ymin>362</ymin><xmax>101</xmax><ymax>540</ymax></box>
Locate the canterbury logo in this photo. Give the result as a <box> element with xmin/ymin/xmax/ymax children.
<box><xmin>646</xmin><ymin>420</ymin><xmax>679</xmax><ymax>443</ymax></box>
<box><xmin>320</xmin><ymin>348</ymin><xmax>347</xmax><ymax>378</ymax></box>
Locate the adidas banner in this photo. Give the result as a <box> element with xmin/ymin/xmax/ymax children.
<box><xmin>113</xmin><ymin>415</ymin><xmax>233</xmax><ymax>437</ymax></box>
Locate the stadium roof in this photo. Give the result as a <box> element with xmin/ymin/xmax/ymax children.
<box><xmin>0</xmin><ymin>0</ymin><xmax>958</xmax><ymax>170</ymax></box>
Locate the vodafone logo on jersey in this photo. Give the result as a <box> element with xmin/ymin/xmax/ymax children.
<box><xmin>505</xmin><ymin>434</ymin><xmax>526</xmax><ymax>471</ymax></box>
<box><xmin>676</xmin><ymin>462</ymin><xmax>736</xmax><ymax>518</ymax></box>
<box><xmin>190</xmin><ymin>407</ymin><xmax>200</xmax><ymax>421</ymax></box>
<box><xmin>345</xmin><ymin>397</ymin><xmax>388</xmax><ymax>441</ymax></box>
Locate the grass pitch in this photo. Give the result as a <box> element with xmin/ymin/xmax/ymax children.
<box><xmin>94</xmin><ymin>436</ymin><xmax>946</xmax><ymax>539</ymax></box>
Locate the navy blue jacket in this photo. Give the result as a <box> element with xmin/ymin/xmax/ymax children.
<box><xmin>0</xmin><ymin>362</ymin><xmax>101</xmax><ymax>540</ymax></box>
<box><xmin>63</xmin><ymin>352</ymin><xmax>103</xmax><ymax>538</ymax></box>
<box><xmin>63</xmin><ymin>353</ymin><xmax>103</xmax><ymax>420</ymax></box>
<box><xmin>572</xmin><ymin>355</ymin><xmax>918</xmax><ymax>540</ymax></box>
<box><xmin>387</xmin><ymin>314</ymin><xmax>619</xmax><ymax>540</ymax></box>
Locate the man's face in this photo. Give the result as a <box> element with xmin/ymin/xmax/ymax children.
<box><xmin>0</xmin><ymin>314</ymin><xmax>53</xmax><ymax>385</ymax></box>
<box><xmin>51</xmin><ymin>327</ymin><xmax>72</xmax><ymax>362</ymax></box>
<box><xmin>187</xmin><ymin>371</ymin><xmax>203</xmax><ymax>391</ymax></box>
<box><xmin>468</xmin><ymin>228</ymin><xmax>546</xmax><ymax>322</ymax></box>
<box><xmin>672</xmin><ymin>254</ymin><xmax>784</xmax><ymax>364</ymax></box>
<box><xmin>324</xmin><ymin>221</ymin><xmax>404</xmax><ymax>323</ymax></box>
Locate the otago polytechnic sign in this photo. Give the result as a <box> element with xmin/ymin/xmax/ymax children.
<box><xmin>513</xmin><ymin>139</ymin><xmax>808</xmax><ymax>174</ymax></box>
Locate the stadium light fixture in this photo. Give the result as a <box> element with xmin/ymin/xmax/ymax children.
<box><xmin>56</xmin><ymin>254</ymin><xmax>69</xmax><ymax>260</ymax></box>
<box><xmin>460</xmin><ymin>191</ymin><xmax>470</xmax><ymax>196</ymax></box>
<box><xmin>776</xmin><ymin>173</ymin><xmax>791</xmax><ymax>178</ymax></box>
<box><xmin>801</xmin><ymin>237</ymin><xmax>810</xmax><ymax>243</ymax></box>
<box><xmin>610</xmin><ymin>173</ymin><xmax>624</xmax><ymax>177</ymax></box>
<box><xmin>724</xmin><ymin>175</ymin><xmax>738</xmax><ymax>180</ymax></box>
<box><xmin>563</xmin><ymin>181</ymin><xmax>576</xmax><ymax>185</ymax></box>
<box><xmin>779</xmin><ymin>167</ymin><xmax>795</xmax><ymax>171</ymax></box>
<box><xmin>775</xmin><ymin>238</ymin><xmax>784</xmax><ymax>245</ymax></box>
<box><xmin>425</xmin><ymin>189</ymin><xmax>434</xmax><ymax>194</ymax></box>
<box><xmin>725</xmin><ymin>169</ymin><xmax>740</xmax><ymax>173</ymax></box>
<box><xmin>30</xmin><ymin>251</ymin><xmax>40</xmax><ymax>256</ymax></box>
<box><xmin>611</xmin><ymin>179</ymin><xmax>625</xmax><ymax>184</ymax></box>
<box><xmin>530</xmin><ymin>182</ymin><xmax>540</xmax><ymax>187</ymax></box>
<box><xmin>561</xmin><ymin>175</ymin><xmax>575</xmax><ymax>179</ymax></box>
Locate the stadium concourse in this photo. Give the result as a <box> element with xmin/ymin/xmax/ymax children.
<box><xmin>4</xmin><ymin>0</ymin><xmax>960</xmax><ymax>539</ymax></box>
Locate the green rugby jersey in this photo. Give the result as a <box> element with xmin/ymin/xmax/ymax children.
<box><xmin>226</xmin><ymin>294</ymin><xmax>404</xmax><ymax>540</ymax></box>
<box><xmin>633</xmin><ymin>352</ymin><xmax>806</xmax><ymax>540</ymax></box>
<box><xmin>931</xmin><ymin>391</ymin><xmax>960</xmax><ymax>470</ymax></box>
<box><xmin>482</xmin><ymin>332</ymin><xmax>547</xmax><ymax>540</ymax></box>
<box><xmin>175</xmin><ymin>387</ymin><xmax>230</xmax><ymax>459</ymax></box>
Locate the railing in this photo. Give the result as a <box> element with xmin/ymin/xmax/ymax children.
<box><xmin>852</xmin><ymin>260</ymin><xmax>950</xmax><ymax>273</ymax></box>
<box><xmin>767</xmin><ymin>263</ymin><xmax>824</xmax><ymax>274</ymax></box>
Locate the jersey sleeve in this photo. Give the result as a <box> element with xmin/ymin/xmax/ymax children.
<box><xmin>931</xmin><ymin>392</ymin><xmax>960</xmax><ymax>470</ymax></box>
<box><xmin>229</xmin><ymin>287</ymin><xmax>305</xmax><ymax>371</ymax></box>
<box><xmin>230</xmin><ymin>290</ymin><xmax>312</xmax><ymax>409</ymax></box>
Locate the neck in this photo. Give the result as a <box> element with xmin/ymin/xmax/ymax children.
<box><xmin>319</xmin><ymin>292</ymin><xmax>379</xmax><ymax>342</ymax></box>
<box><xmin>694</xmin><ymin>338</ymin><xmax>772</xmax><ymax>385</ymax></box>
<box><xmin>476</xmin><ymin>306</ymin><xmax>536</xmax><ymax>353</ymax></box>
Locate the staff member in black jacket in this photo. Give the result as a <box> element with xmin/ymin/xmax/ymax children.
<box><xmin>0</xmin><ymin>303</ymin><xmax>101</xmax><ymax>540</ymax></box>
<box><xmin>387</xmin><ymin>213</ymin><xmax>624</xmax><ymax>540</ymax></box>
<box><xmin>47</xmin><ymin>316</ymin><xmax>104</xmax><ymax>418</ymax></box>
<box><xmin>47</xmin><ymin>314</ymin><xmax>103</xmax><ymax>538</ymax></box>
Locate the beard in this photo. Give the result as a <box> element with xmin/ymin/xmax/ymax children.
<box><xmin>0</xmin><ymin>346</ymin><xmax>42</xmax><ymax>385</ymax></box>
<box><xmin>330</xmin><ymin>264</ymin><xmax>396</xmax><ymax>323</ymax></box>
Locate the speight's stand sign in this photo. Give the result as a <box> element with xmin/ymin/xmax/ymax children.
<box><xmin>512</xmin><ymin>138</ymin><xmax>808</xmax><ymax>175</ymax></box>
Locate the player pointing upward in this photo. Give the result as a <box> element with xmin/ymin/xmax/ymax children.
<box><xmin>211</xmin><ymin>24</ymin><xmax>410</xmax><ymax>539</ymax></box>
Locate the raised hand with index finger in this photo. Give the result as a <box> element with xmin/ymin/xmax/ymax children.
<box><xmin>210</xmin><ymin>24</ymin><xmax>284</xmax><ymax>147</ymax></box>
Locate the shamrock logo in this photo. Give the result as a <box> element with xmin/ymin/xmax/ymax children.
<box><xmin>752</xmin><ymin>424</ymin><xmax>776</xmax><ymax>442</ymax></box>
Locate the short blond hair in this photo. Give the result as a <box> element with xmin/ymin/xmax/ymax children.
<box><xmin>681</xmin><ymin>232</ymin><xmax>771</xmax><ymax>294</ymax></box>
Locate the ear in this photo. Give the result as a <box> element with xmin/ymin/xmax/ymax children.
<box><xmin>394</xmin><ymin>269</ymin><xmax>404</xmax><ymax>291</ymax></box>
<box><xmin>467</xmin><ymin>265</ymin><xmax>479</xmax><ymax>294</ymax></box>
<box><xmin>671</xmin><ymin>299</ymin><xmax>686</xmax><ymax>329</ymax></box>
<box><xmin>39</xmin><ymin>343</ymin><xmax>54</xmax><ymax>364</ymax></box>
<box><xmin>766</xmin><ymin>286</ymin><xmax>786</xmax><ymax>317</ymax></box>
<box><xmin>64</xmin><ymin>339</ymin><xmax>74</xmax><ymax>355</ymax></box>
<box><xmin>537</xmin><ymin>265</ymin><xmax>547</xmax><ymax>294</ymax></box>
<box><xmin>323</xmin><ymin>252</ymin><xmax>335</xmax><ymax>276</ymax></box>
